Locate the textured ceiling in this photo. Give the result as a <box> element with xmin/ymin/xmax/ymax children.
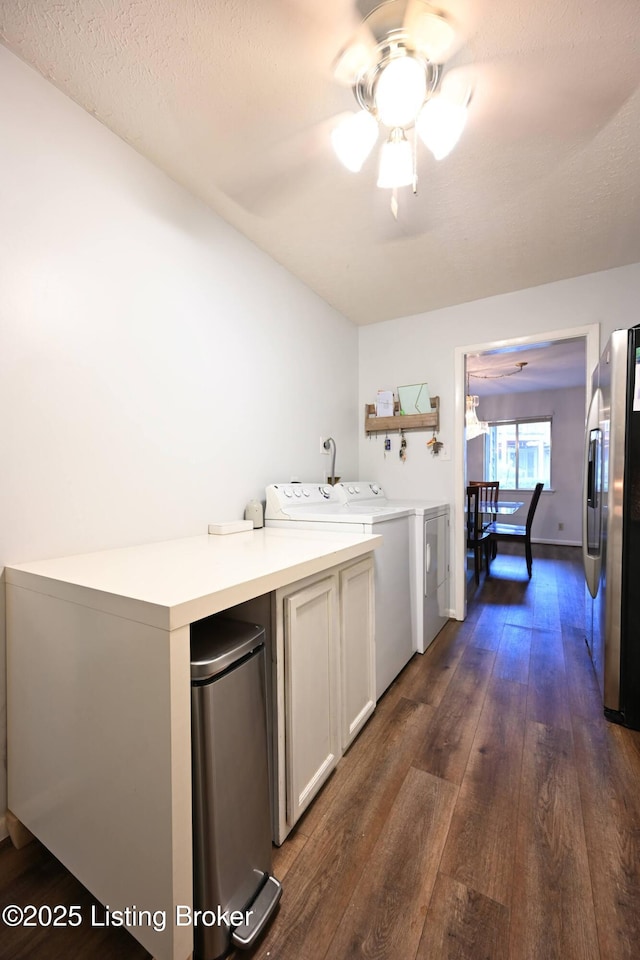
<box><xmin>2</xmin><ymin>0</ymin><xmax>640</xmax><ymax>325</ymax></box>
<box><xmin>467</xmin><ymin>338</ymin><xmax>586</xmax><ymax>397</ymax></box>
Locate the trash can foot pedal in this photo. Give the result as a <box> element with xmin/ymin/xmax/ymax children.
<box><xmin>232</xmin><ymin>875</ymin><xmax>282</xmax><ymax>950</ymax></box>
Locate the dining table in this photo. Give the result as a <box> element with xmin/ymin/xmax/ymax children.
<box><xmin>479</xmin><ymin>499</ymin><xmax>524</xmax><ymax>515</ymax></box>
<box><xmin>478</xmin><ymin>499</ymin><xmax>524</xmax><ymax>559</ymax></box>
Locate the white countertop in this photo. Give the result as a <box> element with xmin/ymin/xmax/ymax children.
<box><xmin>5</xmin><ymin>527</ymin><xmax>382</xmax><ymax>630</ymax></box>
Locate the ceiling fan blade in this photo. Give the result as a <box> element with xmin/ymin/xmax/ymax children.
<box><xmin>272</xmin><ymin>0</ymin><xmax>373</xmax><ymax>88</ymax></box>
<box><xmin>355</xmin><ymin>0</ymin><xmax>407</xmax><ymax>41</ymax></box>
<box><xmin>446</xmin><ymin>40</ymin><xmax>640</xmax><ymax>140</ymax></box>
<box><xmin>403</xmin><ymin>0</ymin><xmax>466</xmax><ymax>64</ymax></box>
<box><xmin>335</xmin><ymin>0</ymin><xmax>469</xmax><ymax>86</ymax></box>
<box><xmin>334</xmin><ymin>0</ymin><xmax>430</xmax><ymax>88</ymax></box>
<box><xmin>333</xmin><ymin>22</ymin><xmax>379</xmax><ymax>86</ymax></box>
<box><xmin>215</xmin><ymin>115</ymin><xmax>348</xmax><ymax>216</ymax></box>
<box><xmin>373</xmin><ymin>183</ymin><xmax>435</xmax><ymax>243</ymax></box>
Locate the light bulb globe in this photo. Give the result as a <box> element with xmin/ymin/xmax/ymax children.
<box><xmin>377</xmin><ymin>129</ymin><xmax>414</xmax><ymax>189</ymax></box>
<box><xmin>374</xmin><ymin>56</ymin><xmax>427</xmax><ymax>128</ymax></box>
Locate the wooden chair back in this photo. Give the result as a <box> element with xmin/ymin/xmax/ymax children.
<box><xmin>466</xmin><ymin>485</ymin><xmax>491</xmax><ymax>584</ymax></box>
<box><xmin>466</xmin><ymin>485</ymin><xmax>483</xmax><ymax>541</ymax></box>
<box><xmin>525</xmin><ymin>482</ymin><xmax>544</xmax><ymax>532</ymax></box>
<box><xmin>469</xmin><ymin>480</ymin><xmax>500</xmax><ymax>526</ymax></box>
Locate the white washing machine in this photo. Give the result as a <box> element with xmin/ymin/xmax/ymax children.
<box><xmin>265</xmin><ymin>483</ymin><xmax>414</xmax><ymax>699</ymax></box>
<box><xmin>335</xmin><ymin>483</ymin><xmax>450</xmax><ymax>654</ymax></box>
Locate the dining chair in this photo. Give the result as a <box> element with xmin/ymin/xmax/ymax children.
<box><xmin>469</xmin><ymin>480</ymin><xmax>500</xmax><ymax>529</ymax></box>
<box><xmin>486</xmin><ymin>482</ymin><xmax>544</xmax><ymax>578</ymax></box>
<box><xmin>466</xmin><ymin>485</ymin><xmax>492</xmax><ymax>585</ymax></box>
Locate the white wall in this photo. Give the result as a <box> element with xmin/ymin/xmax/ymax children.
<box><xmin>359</xmin><ymin>265</ymin><xmax>640</xmax><ymax>501</ymax></box>
<box><xmin>358</xmin><ymin>263</ymin><xmax>640</xmax><ymax>613</ymax></box>
<box><xmin>0</xmin><ymin>48</ymin><xmax>359</xmax><ymax>836</ymax></box>
<box><xmin>466</xmin><ymin>387</ymin><xmax>586</xmax><ymax>545</ymax></box>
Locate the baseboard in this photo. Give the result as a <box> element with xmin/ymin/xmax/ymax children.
<box><xmin>532</xmin><ymin>538</ymin><xmax>581</xmax><ymax>547</ymax></box>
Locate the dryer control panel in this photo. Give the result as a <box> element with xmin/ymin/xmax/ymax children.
<box><xmin>335</xmin><ymin>482</ymin><xmax>385</xmax><ymax>503</ymax></box>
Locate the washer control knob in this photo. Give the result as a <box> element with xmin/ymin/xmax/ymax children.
<box><xmin>370</xmin><ymin>484</ymin><xmax>380</xmax><ymax>494</ymax></box>
<box><xmin>354</xmin><ymin>486</ymin><xmax>361</xmax><ymax>493</ymax></box>
<box><xmin>284</xmin><ymin>488</ymin><xmax>293</xmax><ymax>498</ymax></box>
<box><xmin>348</xmin><ymin>485</ymin><xmax>355</xmax><ymax>494</ymax></box>
<box><xmin>303</xmin><ymin>488</ymin><xmax>310</xmax><ymax>497</ymax></box>
<box><xmin>293</xmin><ymin>487</ymin><xmax>302</xmax><ymax>497</ymax></box>
<box><xmin>321</xmin><ymin>485</ymin><xmax>332</xmax><ymax>498</ymax></box>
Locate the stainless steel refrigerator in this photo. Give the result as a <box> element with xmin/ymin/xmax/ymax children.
<box><xmin>583</xmin><ymin>325</ymin><xmax>640</xmax><ymax>729</ymax></box>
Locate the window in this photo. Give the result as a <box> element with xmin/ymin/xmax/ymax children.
<box><xmin>485</xmin><ymin>418</ymin><xmax>551</xmax><ymax>490</ymax></box>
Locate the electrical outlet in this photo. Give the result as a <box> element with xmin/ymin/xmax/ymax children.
<box><xmin>320</xmin><ymin>437</ymin><xmax>330</xmax><ymax>454</ymax></box>
<box><xmin>558</xmin><ymin>522</ymin><xmax>564</xmax><ymax>531</ymax></box>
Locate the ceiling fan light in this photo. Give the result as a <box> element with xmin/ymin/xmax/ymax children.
<box><xmin>374</xmin><ymin>55</ymin><xmax>427</xmax><ymax>128</ymax></box>
<box><xmin>377</xmin><ymin>128</ymin><xmax>413</xmax><ymax>189</ymax></box>
<box><xmin>331</xmin><ymin>110</ymin><xmax>379</xmax><ymax>172</ymax></box>
<box><xmin>417</xmin><ymin>96</ymin><xmax>468</xmax><ymax>160</ymax></box>
<box><xmin>410</xmin><ymin>12</ymin><xmax>457</xmax><ymax>63</ymax></box>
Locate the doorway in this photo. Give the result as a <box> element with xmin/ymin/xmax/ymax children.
<box><xmin>452</xmin><ymin>324</ymin><xmax>599</xmax><ymax>620</ymax></box>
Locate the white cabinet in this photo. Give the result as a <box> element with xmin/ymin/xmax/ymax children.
<box><xmin>339</xmin><ymin>557</ymin><xmax>375</xmax><ymax>749</ymax></box>
<box><xmin>282</xmin><ymin>575</ymin><xmax>340</xmax><ymax>827</ymax></box>
<box><xmin>275</xmin><ymin>555</ymin><xmax>375</xmax><ymax>842</ymax></box>
<box><xmin>6</xmin><ymin>531</ymin><xmax>380</xmax><ymax>960</ymax></box>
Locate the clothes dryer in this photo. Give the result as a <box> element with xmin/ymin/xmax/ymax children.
<box><xmin>335</xmin><ymin>483</ymin><xmax>450</xmax><ymax>653</ymax></box>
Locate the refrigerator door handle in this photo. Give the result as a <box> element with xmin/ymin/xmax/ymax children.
<box><xmin>587</xmin><ymin>436</ymin><xmax>598</xmax><ymax>508</ymax></box>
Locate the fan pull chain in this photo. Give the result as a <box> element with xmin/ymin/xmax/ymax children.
<box><xmin>412</xmin><ymin>126</ymin><xmax>418</xmax><ymax>195</ymax></box>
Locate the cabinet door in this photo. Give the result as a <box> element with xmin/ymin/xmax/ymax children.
<box><xmin>283</xmin><ymin>576</ymin><xmax>339</xmax><ymax>827</ymax></box>
<box><xmin>339</xmin><ymin>557</ymin><xmax>375</xmax><ymax>750</ymax></box>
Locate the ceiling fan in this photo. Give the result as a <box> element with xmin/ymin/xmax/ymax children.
<box><xmin>216</xmin><ymin>0</ymin><xmax>472</xmax><ymax>219</ymax></box>
<box><xmin>218</xmin><ymin>0</ymin><xmax>638</xmax><ymax>228</ymax></box>
<box><xmin>330</xmin><ymin>0</ymin><xmax>471</xmax><ymax>204</ymax></box>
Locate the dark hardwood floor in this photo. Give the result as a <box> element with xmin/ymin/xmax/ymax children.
<box><xmin>2</xmin><ymin>545</ymin><xmax>640</xmax><ymax>959</ymax></box>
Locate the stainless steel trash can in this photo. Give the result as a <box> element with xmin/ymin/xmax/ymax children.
<box><xmin>191</xmin><ymin>617</ymin><xmax>281</xmax><ymax>960</ymax></box>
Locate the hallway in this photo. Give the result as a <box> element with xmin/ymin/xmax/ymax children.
<box><xmin>258</xmin><ymin>545</ymin><xmax>640</xmax><ymax>960</ymax></box>
<box><xmin>2</xmin><ymin>546</ymin><xmax>639</xmax><ymax>959</ymax></box>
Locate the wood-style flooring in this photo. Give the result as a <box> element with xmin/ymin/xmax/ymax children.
<box><xmin>2</xmin><ymin>545</ymin><xmax>640</xmax><ymax>960</ymax></box>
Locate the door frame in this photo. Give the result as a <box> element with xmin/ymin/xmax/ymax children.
<box><xmin>452</xmin><ymin>323</ymin><xmax>600</xmax><ymax>620</ymax></box>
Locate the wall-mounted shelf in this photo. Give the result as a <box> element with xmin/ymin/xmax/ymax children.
<box><xmin>364</xmin><ymin>396</ymin><xmax>439</xmax><ymax>434</ymax></box>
